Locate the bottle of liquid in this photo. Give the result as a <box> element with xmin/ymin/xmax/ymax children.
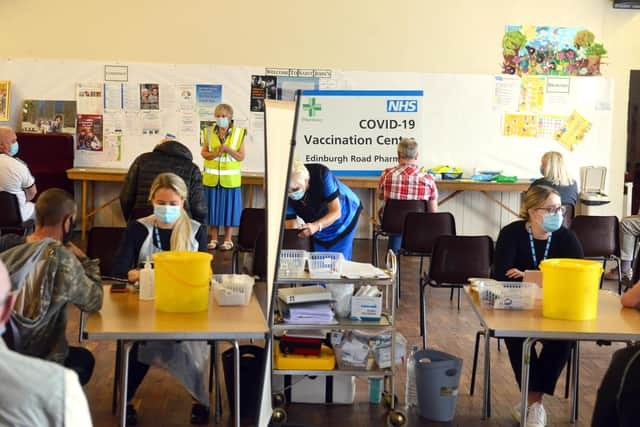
<box><xmin>405</xmin><ymin>344</ymin><xmax>419</xmax><ymax>408</ymax></box>
<box><xmin>368</xmin><ymin>376</ymin><xmax>383</xmax><ymax>404</ymax></box>
<box><xmin>139</xmin><ymin>256</ymin><xmax>155</xmax><ymax>300</ymax></box>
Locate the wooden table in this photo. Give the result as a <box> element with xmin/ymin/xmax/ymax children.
<box><xmin>81</xmin><ymin>286</ymin><xmax>268</xmax><ymax>427</ymax></box>
<box><xmin>463</xmin><ymin>288</ymin><xmax>640</xmax><ymax>425</ymax></box>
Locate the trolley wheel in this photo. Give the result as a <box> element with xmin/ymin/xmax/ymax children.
<box><xmin>272</xmin><ymin>392</ymin><xmax>286</xmax><ymax>408</ymax></box>
<box><xmin>271</xmin><ymin>407</ymin><xmax>288</xmax><ymax>424</ymax></box>
<box><xmin>382</xmin><ymin>392</ymin><xmax>399</xmax><ymax>409</ymax></box>
<box><xmin>387</xmin><ymin>410</ymin><xmax>407</xmax><ymax>427</ymax></box>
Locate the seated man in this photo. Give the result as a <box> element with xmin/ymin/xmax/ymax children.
<box><xmin>0</xmin><ymin>259</ymin><xmax>92</xmax><ymax>426</ymax></box>
<box><xmin>376</xmin><ymin>137</ymin><xmax>438</xmax><ymax>254</ymax></box>
<box><xmin>120</xmin><ymin>134</ymin><xmax>206</xmax><ymax>222</ymax></box>
<box><xmin>0</xmin><ymin>126</ymin><xmax>37</xmax><ymax>221</ymax></box>
<box><xmin>604</xmin><ymin>215</ymin><xmax>640</xmax><ymax>282</ymax></box>
<box><xmin>0</xmin><ymin>188</ymin><xmax>103</xmax><ymax>385</ymax></box>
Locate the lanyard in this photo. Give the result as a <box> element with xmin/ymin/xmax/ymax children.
<box><xmin>527</xmin><ymin>225</ymin><xmax>552</xmax><ymax>268</ymax></box>
<box><xmin>153</xmin><ymin>225</ymin><xmax>163</xmax><ymax>250</ymax></box>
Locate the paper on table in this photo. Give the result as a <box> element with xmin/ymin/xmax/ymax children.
<box><xmin>340</xmin><ymin>261</ymin><xmax>389</xmax><ymax>279</ymax></box>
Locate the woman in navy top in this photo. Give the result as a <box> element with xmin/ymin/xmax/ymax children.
<box><xmin>529</xmin><ymin>151</ymin><xmax>578</xmax><ymax>206</ymax></box>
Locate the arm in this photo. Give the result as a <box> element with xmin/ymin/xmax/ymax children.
<box><xmin>298</xmin><ymin>198</ymin><xmax>341</xmax><ymax>238</ymax></box>
<box><xmin>63</xmin><ymin>249</ymin><xmax>103</xmax><ymax>313</ymax></box>
<box><xmin>200</xmin><ymin>144</ymin><xmax>222</xmax><ymax>160</ymax></box>
<box><xmin>24</xmin><ymin>183</ymin><xmax>37</xmax><ymax>201</ymax></box>
<box><xmin>222</xmin><ymin>139</ymin><xmax>245</xmax><ymax>161</ymax></box>
<box><xmin>427</xmin><ymin>199</ymin><xmax>438</xmax><ymax>213</ymax></box>
<box><xmin>119</xmin><ymin>161</ymin><xmax>140</xmax><ymax>221</ymax></box>
<box><xmin>622</xmin><ymin>282</ymin><xmax>640</xmax><ymax>308</ymax></box>
<box><xmin>492</xmin><ymin>226</ymin><xmax>519</xmax><ymax>281</ymax></box>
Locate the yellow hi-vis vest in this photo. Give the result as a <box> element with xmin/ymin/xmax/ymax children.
<box><xmin>202</xmin><ymin>126</ymin><xmax>245</xmax><ymax>188</ymax></box>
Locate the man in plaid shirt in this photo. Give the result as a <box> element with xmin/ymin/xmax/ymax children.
<box><xmin>377</xmin><ymin>137</ymin><xmax>438</xmax><ymax>254</ymax></box>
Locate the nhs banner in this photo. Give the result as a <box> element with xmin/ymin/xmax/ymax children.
<box><xmin>296</xmin><ymin>90</ymin><xmax>423</xmax><ymax>175</ymax></box>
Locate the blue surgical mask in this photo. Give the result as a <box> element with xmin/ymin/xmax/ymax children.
<box><xmin>288</xmin><ymin>189</ymin><xmax>305</xmax><ymax>201</ymax></box>
<box><xmin>9</xmin><ymin>142</ymin><xmax>18</xmax><ymax>157</ymax></box>
<box><xmin>154</xmin><ymin>204</ymin><xmax>181</xmax><ymax>224</ymax></box>
<box><xmin>216</xmin><ymin>117</ymin><xmax>229</xmax><ymax>129</ymax></box>
<box><xmin>542</xmin><ymin>212</ymin><xmax>563</xmax><ymax>232</ymax></box>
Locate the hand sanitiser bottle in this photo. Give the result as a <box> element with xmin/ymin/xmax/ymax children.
<box><xmin>139</xmin><ymin>257</ymin><xmax>155</xmax><ymax>300</ymax></box>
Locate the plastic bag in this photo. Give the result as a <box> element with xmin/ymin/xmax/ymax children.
<box><xmin>327</xmin><ymin>283</ymin><xmax>354</xmax><ymax>318</ymax></box>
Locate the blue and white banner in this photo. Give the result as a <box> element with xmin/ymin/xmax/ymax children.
<box><xmin>296</xmin><ymin>90</ymin><xmax>423</xmax><ymax>175</ymax></box>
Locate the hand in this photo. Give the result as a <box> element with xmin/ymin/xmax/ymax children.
<box><xmin>218</xmin><ymin>145</ymin><xmax>228</xmax><ymax>154</ymax></box>
<box><xmin>65</xmin><ymin>242</ymin><xmax>87</xmax><ymax>259</ymax></box>
<box><xmin>297</xmin><ymin>222</ymin><xmax>320</xmax><ymax>238</ymax></box>
<box><xmin>127</xmin><ymin>269</ymin><xmax>140</xmax><ymax>283</ymax></box>
<box><xmin>505</xmin><ymin>268</ymin><xmax>524</xmax><ymax>279</ymax></box>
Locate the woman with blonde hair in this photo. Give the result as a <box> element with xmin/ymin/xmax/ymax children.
<box><xmin>493</xmin><ymin>185</ymin><xmax>583</xmax><ymax>426</ymax></box>
<box><xmin>530</xmin><ymin>151</ymin><xmax>578</xmax><ymax>206</ymax></box>
<box><xmin>112</xmin><ymin>172</ymin><xmax>210</xmax><ymax>425</ymax></box>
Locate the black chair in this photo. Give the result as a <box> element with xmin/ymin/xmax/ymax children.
<box><xmin>562</xmin><ymin>204</ymin><xmax>575</xmax><ymax>228</ymax></box>
<box><xmin>130</xmin><ymin>205</ymin><xmax>153</xmax><ymax>221</ymax></box>
<box><xmin>282</xmin><ymin>229</ymin><xmax>313</xmax><ymax>251</ymax></box>
<box><xmin>371</xmin><ymin>199</ymin><xmax>427</xmax><ymax>266</ymax></box>
<box><xmin>397</xmin><ymin>212</ymin><xmax>456</xmax><ymax>306</ymax></box>
<box><xmin>571</xmin><ymin>215</ymin><xmax>621</xmax><ymax>293</ymax></box>
<box><xmin>420</xmin><ymin>235</ymin><xmax>493</xmax><ymax>348</ymax></box>
<box><xmin>0</xmin><ymin>192</ymin><xmax>34</xmax><ymax>236</ymax></box>
<box><xmin>86</xmin><ymin>226</ymin><xmax>125</xmax><ymax>276</ymax></box>
<box><xmin>232</xmin><ymin>208</ymin><xmax>266</xmax><ymax>274</ymax></box>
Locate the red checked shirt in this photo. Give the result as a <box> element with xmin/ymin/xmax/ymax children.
<box><xmin>377</xmin><ymin>164</ymin><xmax>438</xmax><ymax>203</ymax></box>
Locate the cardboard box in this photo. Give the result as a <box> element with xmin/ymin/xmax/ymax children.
<box><xmin>350</xmin><ymin>296</ymin><xmax>382</xmax><ymax>321</ymax></box>
<box><xmin>272</xmin><ymin>374</ymin><xmax>355</xmax><ymax>404</ymax></box>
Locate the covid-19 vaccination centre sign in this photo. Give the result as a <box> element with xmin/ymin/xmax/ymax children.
<box><xmin>295</xmin><ymin>90</ymin><xmax>423</xmax><ymax>175</ymax></box>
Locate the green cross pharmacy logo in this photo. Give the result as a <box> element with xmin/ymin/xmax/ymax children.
<box><xmin>303</xmin><ymin>98</ymin><xmax>322</xmax><ymax>117</ymax></box>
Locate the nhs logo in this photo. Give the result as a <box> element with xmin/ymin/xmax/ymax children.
<box><xmin>386</xmin><ymin>99</ymin><xmax>419</xmax><ymax>112</ymax></box>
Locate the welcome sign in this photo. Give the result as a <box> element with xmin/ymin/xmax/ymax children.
<box><xmin>295</xmin><ymin>90</ymin><xmax>423</xmax><ymax>175</ymax></box>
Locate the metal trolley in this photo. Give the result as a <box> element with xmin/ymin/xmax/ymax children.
<box><xmin>269</xmin><ymin>251</ymin><xmax>406</xmax><ymax>426</ymax></box>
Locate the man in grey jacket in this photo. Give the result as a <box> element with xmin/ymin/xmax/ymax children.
<box><xmin>0</xmin><ymin>259</ymin><xmax>93</xmax><ymax>426</ymax></box>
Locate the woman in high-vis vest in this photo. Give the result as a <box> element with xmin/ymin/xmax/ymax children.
<box><xmin>111</xmin><ymin>173</ymin><xmax>211</xmax><ymax>425</ymax></box>
<box><xmin>200</xmin><ymin>103</ymin><xmax>246</xmax><ymax>250</ymax></box>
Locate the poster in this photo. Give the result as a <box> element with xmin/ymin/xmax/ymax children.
<box><xmin>140</xmin><ymin>83</ymin><xmax>159</xmax><ymax>110</ymax></box>
<box><xmin>76</xmin><ymin>114</ymin><xmax>103</xmax><ymax>151</ymax></box>
<box><xmin>503</xmin><ymin>113</ymin><xmax>537</xmax><ymax>137</ymax></box>
<box><xmin>537</xmin><ymin>114</ymin><xmax>566</xmax><ymax>138</ymax></box>
<box><xmin>545</xmin><ymin>77</ymin><xmax>571</xmax><ymax>110</ymax></box>
<box><xmin>502</xmin><ymin>25</ymin><xmax>607</xmax><ymax>76</ymax></box>
<box><xmin>141</xmin><ymin>111</ymin><xmax>161</xmax><ymax>135</ymax></box>
<box><xmin>493</xmin><ymin>75</ymin><xmax>519</xmax><ymax>112</ymax></box>
<box><xmin>196</xmin><ymin>84</ymin><xmax>222</xmax><ymax>120</ymax></box>
<box><xmin>519</xmin><ymin>76</ymin><xmax>545</xmax><ymax>112</ymax></box>
<box><xmin>295</xmin><ymin>90</ymin><xmax>423</xmax><ymax>173</ymax></box>
<box><xmin>21</xmin><ymin>100</ymin><xmax>77</xmax><ymax>134</ymax></box>
<box><xmin>76</xmin><ymin>82</ymin><xmax>103</xmax><ymax>114</ymax></box>
<box><xmin>177</xmin><ymin>84</ymin><xmax>196</xmax><ymax>112</ymax></box>
<box><xmin>554</xmin><ymin>110</ymin><xmax>592</xmax><ymax>151</ymax></box>
<box><xmin>250</xmin><ymin>75</ymin><xmax>277</xmax><ymax>112</ymax></box>
<box><xmin>276</xmin><ymin>76</ymin><xmax>319</xmax><ymax>101</ymax></box>
<box><xmin>0</xmin><ymin>81</ymin><xmax>10</xmax><ymax>121</ymax></box>
<box><xmin>104</xmin><ymin>82</ymin><xmax>125</xmax><ymax>110</ymax></box>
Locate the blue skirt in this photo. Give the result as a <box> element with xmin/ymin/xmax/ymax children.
<box><xmin>204</xmin><ymin>186</ymin><xmax>242</xmax><ymax>227</ymax></box>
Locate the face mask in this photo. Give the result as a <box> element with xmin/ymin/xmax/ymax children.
<box><xmin>62</xmin><ymin>218</ymin><xmax>75</xmax><ymax>245</ymax></box>
<box><xmin>216</xmin><ymin>117</ymin><xmax>229</xmax><ymax>129</ymax></box>
<box><xmin>9</xmin><ymin>142</ymin><xmax>18</xmax><ymax>157</ymax></box>
<box><xmin>288</xmin><ymin>189</ymin><xmax>305</xmax><ymax>201</ymax></box>
<box><xmin>542</xmin><ymin>212</ymin><xmax>563</xmax><ymax>233</ymax></box>
<box><xmin>154</xmin><ymin>204</ymin><xmax>181</xmax><ymax>224</ymax></box>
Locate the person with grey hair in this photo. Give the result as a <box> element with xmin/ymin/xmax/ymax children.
<box><xmin>0</xmin><ymin>126</ymin><xmax>37</xmax><ymax>221</ymax></box>
<box><xmin>376</xmin><ymin>137</ymin><xmax>438</xmax><ymax>254</ymax></box>
<box><xmin>0</xmin><ymin>259</ymin><xmax>93</xmax><ymax>426</ymax></box>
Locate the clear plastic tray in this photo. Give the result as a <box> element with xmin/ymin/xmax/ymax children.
<box><xmin>478</xmin><ymin>280</ymin><xmax>537</xmax><ymax>310</ymax></box>
<box><xmin>278</xmin><ymin>249</ymin><xmax>308</xmax><ymax>277</ymax></box>
<box><xmin>308</xmin><ymin>252</ymin><xmax>344</xmax><ymax>279</ymax></box>
<box><xmin>211</xmin><ymin>274</ymin><xmax>255</xmax><ymax>306</ymax></box>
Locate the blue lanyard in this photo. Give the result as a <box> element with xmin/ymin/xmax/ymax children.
<box><xmin>527</xmin><ymin>224</ymin><xmax>552</xmax><ymax>268</ymax></box>
<box><xmin>153</xmin><ymin>225</ymin><xmax>162</xmax><ymax>249</ymax></box>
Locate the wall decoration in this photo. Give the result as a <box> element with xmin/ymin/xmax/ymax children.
<box><xmin>0</xmin><ymin>80</ymin><xmax>10</xmax><ymax>121</ymax></box>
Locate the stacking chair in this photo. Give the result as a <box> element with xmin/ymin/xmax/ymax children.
<box><xmin>419</xmin><ymin>235</ymin><xmax>493</xmax><ymax>348</ymax></box>
<box><xmin>0</xmin><ymin>192</ymin><xmax>35</xmax><ymax>236</ymax></box>
<box><xmin>231</xmin><ymin>208</ymin><xmax>266</xmax><ymax>274</ymax></box>
<box><xmin>371</xmin><ymin>199</ymin><xmax>427</xmax><ymax>266</ymax></box>
<box><xmin>396</xmin><ymin>212</ymin><xmax>456</xmax><ymax>305</ymax></box>
<box><xmin>570</xmin><ymin>215</ymin><xmax>621</xmax><ymax>293</ymax></box>
<box><xmin>86</xmin><ymin>226</ymin><xmax>125</xmax><ymax>276</ymax></box>
<box><xmin>562</xmin><ymin>204</ymin><xmax>575</xmax><ymax>228</ymax></box>
<box><xmin>282</xmin><ymin>229</ymin><xmax>313</xmax><ymax>251</ymax></box>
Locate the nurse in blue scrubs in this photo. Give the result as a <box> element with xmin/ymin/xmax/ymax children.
<box><xmin>285</xmin><ymin>161</ymin><xmax>362</xmax><ymax>260</ymax></box>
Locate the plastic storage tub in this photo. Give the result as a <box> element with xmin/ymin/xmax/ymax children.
<box><xmin>478</xmin><ymin>281</ymin><xmax>537</xmax><ymax>310</ymax></box>
<box><xmin>153</xmin><ymin>251</ymin><xmax>212</xmax><ymax>312</ymax></box>
<box><xmin>278</xmin><ymin>249</ymin><xmax>308</xmax><ymax>277</ymax></box>
<box><xmin>212</xmin><ymin>274</ymin><xmax>255</xmax><ymax>306</ymax></box>
<box><xmin>274</xmin><ymin>343</ymin><xmax>336</xmax><ymax>371</ymax></box>
<box><xmin>540</xmin><ymin>258</ymin><xmax>603</xmax><ymax>320</ymax></box>
<box><xmin>308</xmin><ymin>252</ymin><xmax>344</xmax><ymax>279</ymax></box>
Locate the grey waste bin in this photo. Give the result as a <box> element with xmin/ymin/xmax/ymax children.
<box><xmin>414</xmin><ymin>349</ymin><xmax>463</xmax><ymax>422</ymax></box>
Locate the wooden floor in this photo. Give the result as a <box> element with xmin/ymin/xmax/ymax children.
<box><xmin>68</xmin><ymin>238</ymin><xmax>623</xmax><ymax>427</ymax></box>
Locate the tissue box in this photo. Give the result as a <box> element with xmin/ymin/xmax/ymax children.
<box><xmin>350</xmin><ymin>296</ymin><xmax>382</xmax><ymax>321</ymax></box>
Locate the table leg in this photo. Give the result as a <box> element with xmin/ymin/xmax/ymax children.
<box><xmin>120</xmin><ymin>341</ymin><xmax>133</xmax><ymax>427</ymax></box>
<box><xmin>570</xmin><ymin>341</ymin><xmax>580</xmax><ymax>423</ymax></box>
<box><xmin>214</xmin><ymin>342</ymin><xmax>222</xmax><ymax>423</ymax></box>
<box><xmin>520</xmin><ymin>338</ymin><xmax>536</xmax><ymax>427</ymax></box>
<box><xmin>247</xmin><ymin>185</ymin><xmax>254</xmax><ymax>208</ymax></box>
<box><xmin>233</xmin><ymin>340</ymin><xmax>240</xmax><ymax>427</ymax></box>
<box><xmin>81</xmin><ymin>180</ymin><xmax>88</xmax><ymax>241</ymax></box>
<box><xmin>89</xmin><ymin>181</ymin><xmax>95</xmax><ymax>229</ymax></box>
<box><xmin>482</xmin><ymin>326</ymin><xmax>491</xmax><ymax>419</ymax></box>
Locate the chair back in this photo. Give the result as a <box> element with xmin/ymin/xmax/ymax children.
<box><xmin>570</xmin><ymin>215</ymin><xmax>619</xmax><ymax>258</ymax></box>
<box><xmin>401</xmin><ymin>212</ymin><xmax>456</xmax><ymax>255</ymax></box>
<box><xmin>86</xmin><ymin>227</ymin><xmax>125</xmax><ymax>275</ymax></box>
<box><xmin>562</xmin><ymin>204</ymin><xmax>575</xmax><ymax>228</ymax></box>
<box><xmin>380</xmin><ymin>199</ymin><xmax>427</xmax><ymax>235</ymax></box>
<box><xmin>130</xmin><ymin>205</ymin><xmax>153</xmax><ymax>221</ymax></box>
<box><xmin>428</xmin><ymin>235</ymin><xmax>494</xmax><ymax>285</ymax></box>
<box><xmin>0</xmin><ymin>192</ymin><xmax>24</xmax><ymax>227</ymax></box>
<box><xmin>282</xmin><ymin>229</ymin><xmax>313</xmax><ymax>251</ymax></box>
<box><xmin>252</xmin><ymin>230</ymin><xmax>267</xmax><ymax>280</ymax></box>
<box><xmin>236</xmin><ymin>208</ymin><xmax>266</xmax><ymax>251</ymax></box>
